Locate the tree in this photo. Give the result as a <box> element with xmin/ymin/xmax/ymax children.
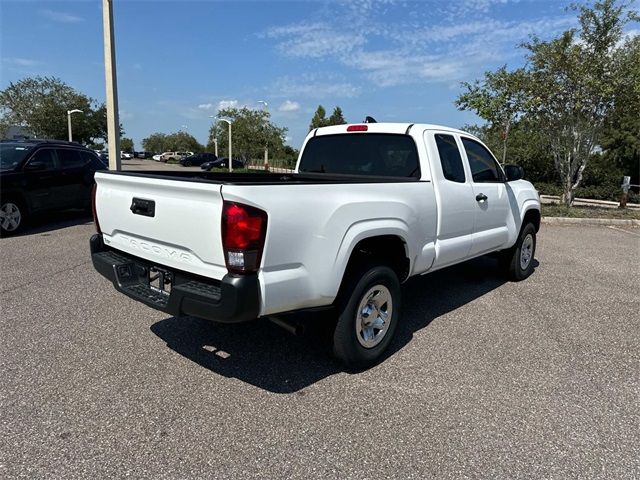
<box><xmin>309</xmin><ymin>105</ymin><xmax>328</xmax><ymax>131</ymax></box>
<box><xmin>0</xmin><ymin>76</ymin><xmax>110</xmax><ymax>144</ymax></box>
<box><xmin>456</xmin><ymin>67</ymin><xmax>529</xmax><ymax>164</ymax></box>
<box><xmin>120</xmin><ymin>137</ymin><xmax>134</xmax><ymax>153</ymax></box>
<box><xmin>462</xmin><ymin>120</ymin><xmax>556</xmax><ymax>184</ymax></box>
<box><xmin>141</xmin><ymin>133</ymin><xmax>168</xmax><ymax>153</ymax></box>
<box><xmin>141</xmin><ymin>131</ymin><xmax>204</xmax><ymax>153</ymax></box>
<box><xmin>309</xmin><ymin>105</ymin><xmax>347</xmax><ymax>131</ymax></box>
<box><xmin>600</xmin><ymin>35</ymin><xmax>640</xmax><ymax>186</ymax></box>
<box><xmin>455</xmin><ymin>0</ymin><xmax>638</xmax><ymax>206</ymax></box>
<box><xmin>328</xmin><ymin>106</ymin><xmax>347</xmax><ymax>126</ymax></box>
<box><xmin>165</xmin><ymin>131</ymin><xmax>203</xmax><ymax>153</ymax></box>
<box><xmin>521</xmin><ymin>0</ymin><xmax>636</xmax><ymax>205</ymax></box>
<box><xmin>208</xmin><ymin>107</ymin><xmax>287</xmax><ymax>161</ymax></box>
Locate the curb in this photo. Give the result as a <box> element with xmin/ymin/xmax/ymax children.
<box><xmin>542</xmin><ymin>216</ymin><xmax>640</xmax><ymax>226</ymax></box>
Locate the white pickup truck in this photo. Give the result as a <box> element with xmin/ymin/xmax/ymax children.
<box><xmin>90</xmin><ymin>122</ymin><xmax>540</xmax><ymax>367</ymax></box>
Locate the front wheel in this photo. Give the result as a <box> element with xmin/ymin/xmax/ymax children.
<box><xmin>0</xmin><ymin>199</ymin><xmax>26</xmax><ymax>236</ymax></box>
<box><xmin>333</xmin><ymin>265</ymin><xmax>401</xmax><ymax>368</ymax></box>
<box><xmin>503</xmin><ymin>222</ymin><xmax>537</xmax><ymax>281</ymax></box>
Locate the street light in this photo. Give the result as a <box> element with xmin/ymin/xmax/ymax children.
<box><xmin>208</xmin><ymin>115</ymin><xmax>218</xmax><ymax>157</ymax></box>
<box><xmin>257</xmin><ymin>100</ymin><xmax>269</xmax><ymax>171</ymax></box>
<box><xmin>67</xmin><ymin>109</ymin><xmax>83</xmax><ymax>142</ymax></box>
<box><xmin>218</xmin><ymin>118</ymin><xmax>232</xmax><ymax>172</ymax></box>
<box><xmin>102</xmin><ymin>0</ymin><xmax>121</xmax><ymax>171</ymax></box>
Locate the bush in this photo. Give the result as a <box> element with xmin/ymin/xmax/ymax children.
<box><xmin>532</xmin><ymin>181</ymin><xmax>638</xmax><ymax>203</ymax></box>
<box><xmin>532</xmin><ymin>182</ymin><xmax>563</xmax><ymax>196</ymax></box>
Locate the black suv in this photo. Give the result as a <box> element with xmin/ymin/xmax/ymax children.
<box><xmin>0</xmin><ymin>140</ymin><xmax>107</xmax><ymax>235</ymax></box>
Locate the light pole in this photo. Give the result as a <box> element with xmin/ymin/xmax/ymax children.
<box><xmin>102</xmin><ymin>0</ymin><xmax>121</xmax><ymax>170</ymax></box>
<box><xmin>208</xmin><ymin>115</ymin><xmax>218</xmax><ymax>157</ymax></box>
<box><xmin>67</xmin><ymin>109</ymin><xmax>83</xmax><ymax>142</ymax></box>
<box><xmin>258</xmin><ymin>100</ymin><xmax>269</xmax><ymax>171</ymax></box>
<box><xmin>218</xmin><ymin>118</ymin><xmax>232</xmax><ymax>172</ymax></box>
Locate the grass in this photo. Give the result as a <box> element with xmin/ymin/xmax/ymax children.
<box><xmin>542</xmin><ymin>203</ymin><xmax>640</xmax><ymax>219</ymax></box>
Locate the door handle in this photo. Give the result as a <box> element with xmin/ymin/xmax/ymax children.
<box><xmin>476</xmin><ymin>193</ymin><xmax>488</xmax><ymax>202</ymax></box>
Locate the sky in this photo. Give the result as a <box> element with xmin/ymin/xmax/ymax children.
<box><xmin>1</xmin><ymin>0</ymin><xmax>638</xmax><ymax>150</ymax></box>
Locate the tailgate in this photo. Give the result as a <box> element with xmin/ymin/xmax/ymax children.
<box><xmin>95</xmin><ymin>172</ymin><xmax>228</xmax><ymax>280</ymax></box>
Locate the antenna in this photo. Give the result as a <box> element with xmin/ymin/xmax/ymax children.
<box><xmin>363</xmin><ymin>116</ymin><xmax>377</xmax><ymax>123</ymax></box>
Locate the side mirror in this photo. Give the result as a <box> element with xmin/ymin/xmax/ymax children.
<box><xmin>504</xmin><ymin>164</ymin><xmax>524</xmax><ymax>182</ymax></box>
<box><xmin>25</xmin><ymin>161</ymin><xmax>46</xmax><ymax>171</ymax></box>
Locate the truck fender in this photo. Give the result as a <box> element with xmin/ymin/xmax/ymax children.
<box><xmin>326</xmin><ymin>219</ymin><xmax>411</xmax><ymax>299</ymax></box>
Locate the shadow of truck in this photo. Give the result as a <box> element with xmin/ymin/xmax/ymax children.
<box><xmin>151</xmin><ymin>255</ymin><xmax>534</xmax><ymax>393</ymax></box>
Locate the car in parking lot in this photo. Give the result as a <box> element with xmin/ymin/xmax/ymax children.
<box><xmin>180</xmin><ymin>152</ymin><xmax>217</xmax><ymax>167</ymax></box>
<box><xmin>158</xmin><ymin>151</ymin><xmax>193</xmax><ymax>162</ymax></box>
<box><xmin>200</xmin><ymin>157</ymin><xmax>245</xmax><ymax>170</ymax></box>
<box><xmin>0</xmin><ymin>139</ymin><xmax>106</xmax><ymax>235</ymax></box>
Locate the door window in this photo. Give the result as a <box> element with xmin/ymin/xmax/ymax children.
<box><xmin>434</xmin><ymin>134</ymin><xmax>465</xmax><ymax>183</ymax></box>
<box><xmin>461</xmin><ymin>138</ymin><xmax>504</xmax><ymax>183</ymax></box>
<box><xmin>27</xmin><ymin>149</ymin><xmax>57</xmax><ymax>171</ymax></box>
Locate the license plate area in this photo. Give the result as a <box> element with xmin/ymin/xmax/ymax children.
<box><xmin>149</xmin><ymin>266</ymin><xmax>173</xmax><ymax>295</ymax></box>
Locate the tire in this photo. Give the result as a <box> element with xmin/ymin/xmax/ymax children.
<box><xmin>333</xmin><ymin>265</ymin><xmax>401</xmax><ymax>368</ymax></box>
<box><xmin>184</xmin><ymin>160</ymin><xmax>192</xmax><ymax>167</ymax></box>
<box><xmin>503</xmin><ymin>222</ymin><xmax>537</xmax><ymax>281</ymax></box>
<box><xmin>0</xmin><ymin>198</ymin><xmax>26</xmax><ymax>236</ymax></box>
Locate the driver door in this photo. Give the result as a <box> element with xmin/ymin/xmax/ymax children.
<box><xmin>460</xmin><ymin>137</ymin><xmax>511</xmax><ymax>256</ymax></box>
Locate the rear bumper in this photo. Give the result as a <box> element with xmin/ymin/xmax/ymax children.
<box><xmin>90</xmin><ymin>234</ymin><xmax>260</xmax><ymax>323</ymax></box>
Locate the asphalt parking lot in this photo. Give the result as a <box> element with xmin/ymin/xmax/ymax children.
<box><xmin>1</xmin><ymin>216</ymin><xmax>639</xmax><ymax>478</ymax></box>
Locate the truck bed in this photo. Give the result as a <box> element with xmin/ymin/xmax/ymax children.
<box><xmin>106</xmin><ymin>170</ymin><xmax>424</xmax><ymax>185</ymax></box>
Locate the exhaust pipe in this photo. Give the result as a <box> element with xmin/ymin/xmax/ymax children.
<box><xmin>269</xmin><ymin>316</ymin><xmax>304</xmax><ymax>336</ymax></box>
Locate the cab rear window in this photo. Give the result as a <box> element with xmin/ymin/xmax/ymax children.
<box><xmin>298</xmin><ymin>134</ymin><xmax>420</xmax><ymax>178</ymax></box>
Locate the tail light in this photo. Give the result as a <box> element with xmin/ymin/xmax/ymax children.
<box><xmin>91</xmin><ymin>184</ymin><xmax>101</xmax><ymax>234</ymax></box>
<box><xmin>221</xmin><ymin>201</ymin><xmax>267</xmax><ymax>274</ymax></box>
<box><xmin>347</xmin><ymin>124</ymin><xmax>368</xmax><ymax>132</ymax></box>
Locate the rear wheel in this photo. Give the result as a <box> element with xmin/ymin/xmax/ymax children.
<box><xmin>333</xmin><ymin>265</ymin><xmax>401</xmax><ymax>368</ymax></box>
<box><xmin>0</xmin><ymin>199</ymin><xmax>26</xmax><ymax>236</ymax></box>
<box><xmin>184</xmin><ymin>160</ymin><xmax>192</xmax><ymax>167</ymax></box>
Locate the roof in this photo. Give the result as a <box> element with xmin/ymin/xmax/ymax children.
<box><xmin>0</xmin><ymin>139</ymin><xmax>86</xmax><ymax>147</ymax></box>
<box><xmin>312</xmin><ymin>122</ymin><xmax>471</xmax><ymax>137</ymax></box>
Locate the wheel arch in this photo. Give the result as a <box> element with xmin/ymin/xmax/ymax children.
<box><xmin>332</xmin><ymin>230</ymin><xmax>411</xmax><ymax>306</ymax></box>
<box><xmin>0</xmin><ymin>189</ymin><xmax>31</xmax><ymax>214</ymax></box>
<box><xmin>522</xmin><ymin>207</ymin><xmax>541</xmax><ymax>232</ymax></box>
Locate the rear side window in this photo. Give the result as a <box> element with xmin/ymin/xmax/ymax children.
<box><xmin>57</xmin><ymin>149</ymin><xmax>86</xmax><ymax>168</ymax></box>
<box><xmin>434</xmin><ymin>134</ymin><xmax>465</xmax><ymax>183</ymax></box>
<box><xmin>461</xmin><ymin>138</ymin><xmax>504</xmax><ymax>183</ymax></box>
<box><xmin>299</xmin><ymin>134</ymin><xmax>420</xmax><ymax>178</ymax></box>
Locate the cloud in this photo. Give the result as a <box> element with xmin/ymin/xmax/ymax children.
<box><xmin>265</xmin><ymin>22</ymin><xmax>365</xmax><ymax>59</ymax></box>
<box><xmin>2</xmin><ymin>57</ymin><xmax>41</xmax><ymax>67</ymax></box>
<box><xmin>197</xmin><ymin>103</ymin><xmax>214</xmax><ymax>110</ymax></box>
<box><xmin>346</xmin><ymin>51</ymin><xmax>467</xmax><ymax>86</ymax></box>
<box><xmin>273</xmin><ymin>74</ymin><xmax>360</xmax><ymax>99</ymax></box>
<box><xmin>264</xmin><ymin>1</ymin><xmax>576</xmax><ymax>89</ymax></box>
<box><xmin>39</xmin><ymin>9</ymin><xmax>84</xmax><ymax>23</ymax></box>
<box><xmin>217</xmin><ymin>99</ymin><xmax>239</xmax><ymax>110</ymax></box>
<box><xmin>278</xmin><ymin>100</ymin><xmax>300</xmax><ymax>112</ymax></box>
